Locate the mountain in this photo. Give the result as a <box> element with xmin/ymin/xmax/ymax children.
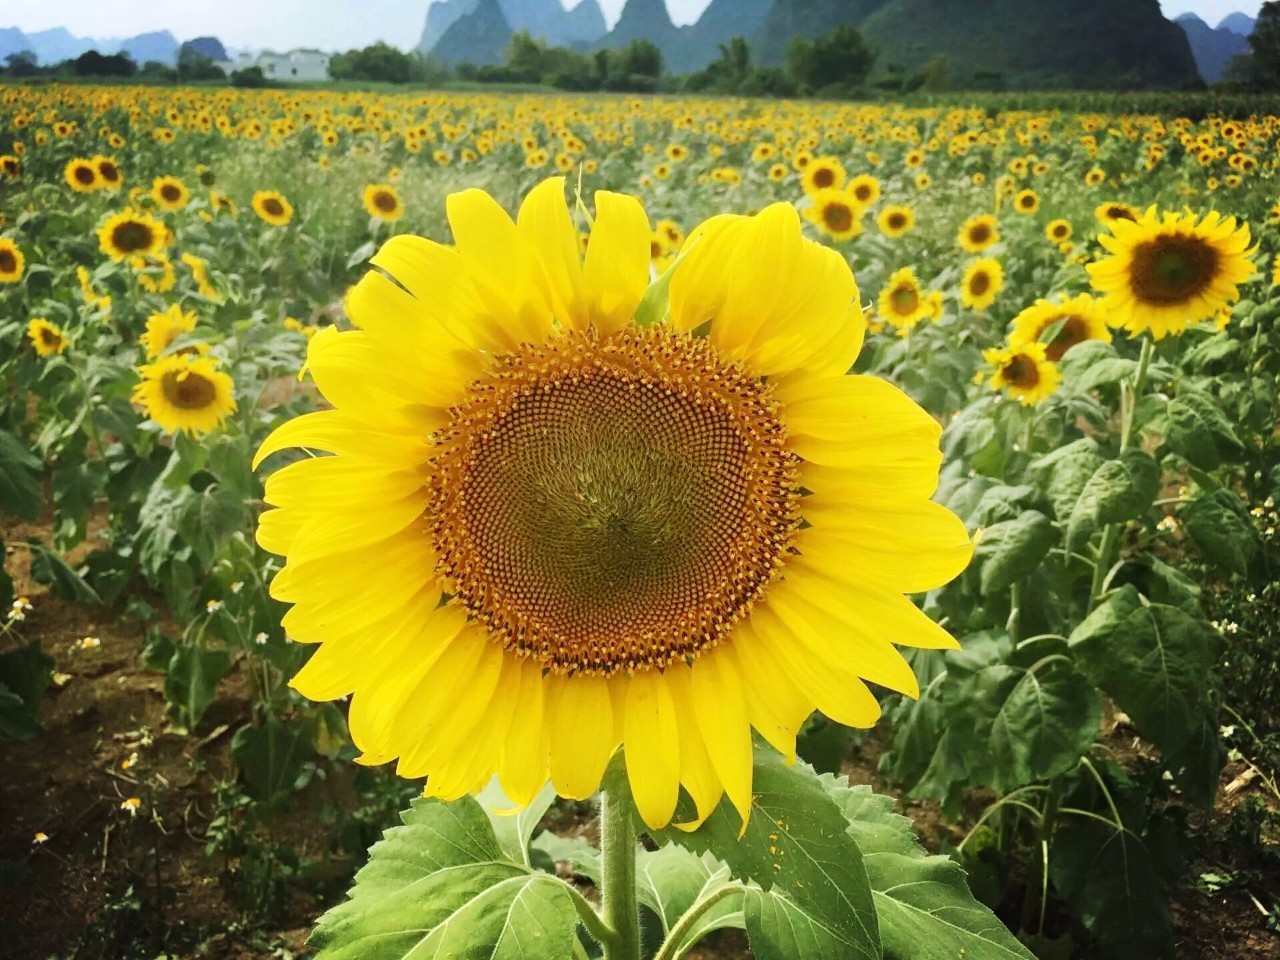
<box><xmin>680</xmin><ymin>0</ymin><xmax>773</xmax><ymax>69</ymax></box>
<box><xmin>119</xmin><ymin>30</ymin><xmax>179</xmax><ymax>65</ymax></box>
<box><xmin>858</xmin><ymin>0</ymin><xmax>1201</xmax><ymax>89</ymax></box>
<box><xmin>182</xmin><ymin>36</ymin><xmax>229</xmax><ymax>62</ymax></box>
<box><xmin>596</xmin><ymin>0</ymin><xmax>683</xmax><ymax>51</ymax></box>
<box><xmin>431</xmin><ymin>0</ymin><xmax>512</xmax><ymax>65</ymax></box>
<box><xmin>563</xmin><ymin>0</ymin><xmax>608</xmax><ymax>45</ymax></box>
<box><xmin>1218</xmin><ymin>12</ymin><xmax>1256</xmax><ymax>36</ymax></box>
<box><xmin>0</xmin><ymin>26</ymin><xmax>29</xmax><ymax>59</ymax></box>
<box><xmin>419</xmin><ymin>0</ymin><xmax>607</xmax><ymax>54</ymax></box>
<box><xmin>27</xmin><ymin>27</ymin><xmax>94</xmax><ymax>63</ymax></box>
<box><xmin>1177</xmin><ymin>12</ymin><xmax>1250</xmax><ymax>83</ymax></box>
<box><xmin>751</xmin><ymin>0</ymin><xmax>889</xmax><ymax>66</ymax></box>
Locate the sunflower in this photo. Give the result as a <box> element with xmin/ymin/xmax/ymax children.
<box><xmin>768</xmin><ymin>163</ymin><xmax>788</xmax><ymax>183</ymax></box>
<box><xmin>1008</xmin><ymin>294</ymin><xmax>1110</xmax><ymax>362</ymax></box>
<box><xmin>1045</xmin><ymin>219</ymin><xmax>1072</xmax><ymax>244</ymax></box>
<box><xmin>1085</xmin><ymin>168</ymin><xmax>1105</xmax><ymax>186</ymax></box>
<box><xmin>877</xmin><ymin>205</ymin><xmax>915</xmax><ymax>238</ymax></box>
<box><xmin>1087</xmin><ymin>207</ymin><xmax>1255</xmax><ymax>340</ymax></box>
<box><xmin>132</xmin><ymin>353</ymin><xmax>236</xmax><ymax>437</ymax></box>
<box><xmin>655</xmin><ymin>219</ymin><xmax>684</xmax><ymax>250</ymax></box>
<box><xmin>363</xmin><ymin>183</ymin><xmax>404</xmax><ymax>222</ymax></box>
<box><xmin>804</xmin><ymin>188</ymin><xmax>863</xmax><ymax>242</ymax></box>
<box><xmin>801</xmin><ymin>155</ymin><xmax>846</xmax><ymax>194</ymax></box>
<box><xmin>877</xmin><ymin>267</ymin><xmax>930</xmax><ymax>333</ymax></box>
<box><xmin>27</xmin><ymin>318</ymin><xmax>67</xmax><ymax>357</ymax></box>
<box><xmin>983</xmin><ymin>343</ymin><xmax>1061</xmax><ymax>406</ymax></box>
<box><xmin>93</xmin><ymin>155</ymin><xmax>123</xmax><ymax>191</ymax></box>
<box><xmin>1013</xmin><ymin>189</ymin><xmax>1039</xmax><ymax>215</ymax></box>
<box><xmin>65</xmin><ymin>157</ymin><xmax>100</xmax><ymax>192</ymax></box>
<box><xmin>958</xmin><ymin>214</ymin><xmax>999</xmax><ymax>253</ymax></box>
<box><xmin>0</xmin><ymin>237</ymin><xmax>24</xmax><ymax>283</ymax></box>
<box><xmin>848</xmin><ymin>174</ymin><xmax>880</xmax><ymax>206</ymax></box>
<box><xmin>253</xmin><ymin>177</ymin><xmax>970</xmax><ymax>831</ymax></box>
<box><xmin>0</xmin><ymin>155</ymin><xmax>20</xmax><ymax>178</ymax></box>
<box><xmin>152</xmin><ymin>176</ymin><xmax>189</xmax><ymax>211</ymax></box>
<box><xmin>961</xmin><ymin>257</ymin><xmax>1004</xmax><ymax>311</ymax></box>
<box><xmin>252</xmin><ymin>190</ymin><xmax>294</xmax><ymax>227</ymax></box>
<box><xmin>139</xmin><ymin>304</ymin><xmax>198</xmax><ymax>359</ymax></box>
<box><xmin>98</xmin><ymin>210</ymin><xmax>163</xmax><ymax>261</ymax></box>
<box><xmin>1095</xmin><ymin>202</ymin><xmax>1138</xmax><ymax>226</ymax></box>
<box><xmin>210</xmin><ymin>191</ymin><xmax>238</xmax><ymax>217</ymax></box>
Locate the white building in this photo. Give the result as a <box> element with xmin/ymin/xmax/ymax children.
<box><xmin>216</xmin><ymin>49</ymin><xmax>330</xmax><ymax>82</ymax></box>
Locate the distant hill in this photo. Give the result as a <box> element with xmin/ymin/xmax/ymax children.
<box><xmin>419</xmin><ymin>0</ymin><xmax>606</xmax><ymax>55</ymax></box>
<box><xmin>183</xmin><ymin>36</ymin><xmax>229</xmax><ymax>62</ymax></box>
<box><xmin>26</xmin><ymin>27</ymin><xmax>94</xmax><ymax>62</ymax></box>
<box><xmin>0</xmin><ymin>25</ymin><xmax>181</xmax><ymax>65</ymax></box>
<box><xmin>1218</xmin><ymin>12</ymin><xmax>1256</xmax><ymax>36</ymax></box>
<box><xmin>751</xmin><ymin>0</ymin><xmax>887</xmax><ymax>67</ymax></box>
<box><xmin>431</xmin><ymin>0</ymin><xmax>512</xmax><ymax>65</ymax></box>
<box><xmin>1177</xmin><ymin>13</ymin><xmax>1250</xmax><ymax>84</ymax></box>
<box><xmin>0</xmin><ymin>26</ymin><xmax>31</xmax><ymax>59</ymax></box>
<box><xmin>679</xmin><ymin>0</ymin><xmax>774</xmax><ymax>70</ymax></box>
<box><xmin>118</xmin><ymin>30</ymin><xmax>179</xmax><ymax>65</ymax></box>
<box><xmin>595</xmin><ymin>0</ymin><xmax>683</xmax><ymax>51</ymax></box>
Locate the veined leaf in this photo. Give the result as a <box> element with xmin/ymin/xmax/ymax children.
<box><xmin>1165</xmin><ymin>387</ymin><xmax>1244</xmax><ymax>470</ymax></box>
<box><xmin>1064</xmin><ymin>450</ymin><xmax>1159</xmax><ymax>552</ymax></box>
<box><xmin>1182</xmin><ymin>489</ymin><xmax>1259</xmax><ymax>576</ymax></box>
<box><xmin>973</xmin><ymin>509</ymin><xmax>1056</xmax><ymax>593</ymax></box>
<box><xmin>0</xmin><ymin>428</ymin><xmax>42</xmax><ymax>522</ymax></box>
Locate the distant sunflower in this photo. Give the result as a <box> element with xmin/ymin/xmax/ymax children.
<box><xmin>210</xmin><ymin>191</ymin><xmax>238</xmax><ymax>217</ymax></box>
<box><xmin>877</xmin><ymin>205</ymin><xmax>915</xmax><ymax>238</ymax></box>
<box><xmin>804</xmin><ymin>189</ymin><xmax>862</xmax><ymax>242</ymax></box>
<box><xmin>1045</xmin><ymin>219</ymin><xmax>1072</xmax><ymax>244</ymax></box>
<box><xmin>983</xmin><ymin>342</ymin><xmax>1061</xmax><ymax>406</ymax></box>
<box><xmin>93</xmin><ymin>155</ymin><xmax>123</xmax><ymax>191</ymax></box>
<box><xmin>1095</xmin><ymin>202</ymin><xmax>1138</xmax><ymax>226</ymax></box>
<box><xmin>1013</xmin><ymin>189</ymin><xmax>1039</xmax><ymax>215</ymax></box>
<box><xmin>140</xmin><ymin>304</ymin><xmax>198</xmax><ymax>359</ymax></box>
<box><xmin>961</xmin><ymin>257</ymin><xmax>1004</xmax><ymax>311</ymax></box>
<box><xmin>1008</xmin><ymin>294</ymin><xmax>1110</xmax><ymax>362</ymax></box>
<box><xmin>768</xmin><ymin>163</ymin><xmax>788</xmax><ymax>182</ymax></box>
<box><xmin>65</xmin><ymin>157</ymin><xmax>100</xmax><ymax>192</ymax></box>
<box><xmin>0</xmin><ymin>155</ymin><xmax>20</xmax><ymax>178</ymax></box>
<box><xmin>655</xmin><ymin>218</ymin><xmax>684</xmax><ymax>250</ymax></box>
<box><xmin>363</xmin><ymin>183</ymin><xmax>404</xmax><ymax>222</ymax></box>
<box><xmin>27</xmin><ymin>318</ymin><xmax>67</xmax><ymax>357</ymax></box>
<box><xmin>847</xmin><ymin>174</ymin><xmax>880</xmax><ymax>207</ymax></box>
<box><xmin>152</xmin><ymin>176</ymin><xmax>190</xmax><ymax>211</ymax></box>
<box><xmin>132</xmin><ymin>353</ymin><xmax>236</xmax><ymax>437</ymax></box>
<box><xmin>98</xmin><ymin>210</ymin><xmax>164</xmax><ymax>262</ymax></box>
<box><xmin>877</xmin><ymin>267</ymin><xmax>930</xmax><ymax>332</ymax></box>
<box><xmin>0</xmin><ymin>237</ymin><xmax>24</xmax><ymax>282</ymax></box>
<box><xmin>252</xmin><ymin>190</ymin><xmax>294</xmax><ymax>227</ymax></box>
<box><xmin>802</xmin><ymin>156</ymin><xmax>846</xmax><ymax>194</ymax></box>
<box><xmin>1087</xmin><ymin>206</ymin><xmax>1255</xmax><ymax>339</ymax></box>
<box><xmin>958</xmin><ymin>214</ymin><xmax>999</xmax><ymax>253</ymax></box>
<box><xmin>1084</xmin><ymin>168</ymin><xmax>1105</xmax><ymax>186</ymax></box>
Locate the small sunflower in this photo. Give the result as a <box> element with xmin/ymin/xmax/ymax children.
<box><xmin>363</xmin><ymin>183</ymin><xmax>404</xmax><ymax>222</ymax></box>
<box><xmin>877</xmin><ymin>267</ymin><xmax>930</xmax><ymax>333</ymax></box>
<box><xmin>152</xmin><ymin>176</ymin><xmax>189</xmax><ymax>211</ymax></box>
<box><xmin>0</xmin><ymin>237</ymin><xmax>24</xmax><ymax>282</ymax></box>
<box><xmin>252</xmin><ymin>190</ymin><xmax>294</xmax><ymax>227</ymax></box>
<box><xmin>1095</xmin><ymin>202</ymin><xmax>1138</xmax><ymax>226</ymax></box>
<box><xmin>27</xmin><ymin>318</ymin><xmax>67</xmax><ymax>357</ymax></box>
<box><xmin>140</xmin><ymin>304</ymin><xmax>198</xmax><ymax>359</ymax></box>
<box><xmin>1087</xmin><ymin>206</ymin><xmax>1255</xmax><ymax>339</ymax></box>
<box><xmin>957</xmin><ymin>214</ymin><xmax>999</xmax><ymax>253</ymax></box>
<box><xmin>1008</xmin><ymin>294</ymin><xmax>1110</xmax><ymax>362</ymax></box>
<box><xmin>802</xmin><ymin>156</ymin><xmax>846</xmax><ymax>194</ymax></box>
<box><xmin>877</xmin><ymin>205</ymin><xmax>915</xmax><ymax>238</ymax></box>
<box><xmin>98</xmin><ymin>210</ymin><xmax>164</xmax><ymax>261</ymax></box>
<box><xmin>768</xmin><ymin>163</ymin><xmax>788</xmax><ymax>183</ymax></box>
<box><xmin>983</xmin><ymin>343</ymin><xmax>1061</xmax><ymax>406</ymax></box>
<box><xmin>65</xmin><ymin>157</ymin><xmax>100</xmax><ymax>192</ymax></box>
<box><xmin>132</xmin><ymin>353</ymin><xmax>236</xmax><ymax>437</ymax></box>
<box><xmin>210</xmin><ymin>191</ymin><xmax>238</xmax><ymax>217</ymax></box>
<box><xmin>1084</xmin><ymin>168</ymin><xmax>1105</xmax><ymax>186</ymax></box>
<box><xmin>1012</xmin><ymin>189</ymin><xmax>1039</xmax><ymax>215</ymax></box>
<box><xmin>804</xmin><ymin>189</ymin><xmax>863</xmax><ymax>242</ymax></box>
<box><xmin>961</xmin><ymin>257</ymin><xmax>1004</xmax><ymax>312</ymax></box>
<box><xmin>0</xmin><ymin>155</ymin><xmax>20</xmax><ymax>178</ymax></box>
<box><xmin>848</xmin><ymin>174</ymin><xmax>880</xmax><ymax>206</ymax></box>
<box><xmin>1045</xmin><ymin>219</ymin><xmax>1072</xmax><ymax>244</ymax></box>
<box><xmin>655</xmin><ymin>219</ymin><xmax>684</xmax><ymax>250</ymax></box>
<box><xmin>93</xmin><ymin>155</ymin><xmax>123</xmax><ymax>191</ymax></box>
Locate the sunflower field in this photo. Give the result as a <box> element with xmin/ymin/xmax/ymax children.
<box><xmin>1</xmin><ymin>83</ymin><xmax>1279</xmax><ymax>960</ymax></box>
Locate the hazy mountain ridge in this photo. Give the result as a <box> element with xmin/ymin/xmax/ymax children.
<box><xmin>0</xmin><ymin>26</ymin><xmax>182</xmax><ymax>65</ymax></box>
<box><xmin>418</xmin><ymin>0</ymin><xmax>606</xmax><ymax>54</ymax></box>
<box><xmin>1177</xmin><ymin>12</ymin><xmax>1252</xmax><ymax>83</ymax></box>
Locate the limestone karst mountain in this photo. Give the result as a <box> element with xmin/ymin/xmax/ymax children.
<box><xmin>1177</xmin><ymin>12</ymin><xmax>1252</xmax><ymax>84</ymax></box>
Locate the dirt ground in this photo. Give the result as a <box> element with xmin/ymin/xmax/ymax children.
<box><xmin>2</xmin><ymin>518</ymin><xmax>1278</xmax><ymax>960</ymax></box>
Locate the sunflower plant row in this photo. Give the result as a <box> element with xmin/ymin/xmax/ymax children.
<box><xmin>1</xmin><ymin>82</ymin><xmax>1278</xmax><ymax>960</ymax></box>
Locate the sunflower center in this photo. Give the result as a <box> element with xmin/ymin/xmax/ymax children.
<box><xmin>74</xmin><ymin>165</ymin><xmax>96</xmax><ymax>185</ymax></box>
<box><xmin>161</xmin><ymin>370</ymin><xmax>218</xmax><ymax>410</ymax></box>
<box><xmin>428</xmin><ymin>326</ymin><xmax>798</xmax><ymax>676</ymax></box>
<box><xmin>1107</xmin><ymin>205</ymin><xmax>1135</xmax><ymax>222</ymax></box>
<box><xmin>262</xmin><ymin>198</ymin><xmax>284</xmax><ymax>217</ymax></box>
<box><xmin>969</xmin><ymin>271</ymin><xmax>991</xmax><ymax>296</ymax></box>
<box><xmin>812</xmin><ymin>167</ymin><xmax>835</xmax><ymax>189</ymax></box>
<box><xmin>887</xmin><ymin>213</ymin><xmax>906</xmax><ymax>230</ymax></box>
<box><xmin>0</xmin><ymin>249</ymin><xmax>14</xmax><ymax>273</ymax></box>
<box><xmin>373</xmin><ymin>190</ymin><xmax>397</xmax><ymax>213</ymax></box>
<box><xmin>1045</xmin><ymin>315</ymin><xmax>1086</xmax><ymax>362</ymax></box>
<box><xmin>853</xmin><ymin>184</ymin><xmax>872</xmax><ymax>202</ymax></box>
<box><xmin>40</xmin><ymin>327</ymin><xmax>60</xmax><ymax>346</ymax></box>
<box><xmin>969</xmin><ymin>223</ymin><xmax>991</xmax><ymax>244</ymax></box>
<box><xmin>1130</xmin><ymin>235</ymin><xmax>1219</xmax><ymax>305</ymax></box>
<box><xmin>112</xmin><ymin>221</ymin><xmax>153</xmax><ymax>254</ymax></box>
<box><xmin>161</xmin><ymin>184</ymin><xmax>181</xmax><ymax>202</ymax></box>
<box><xmin>1005</xmin><ymin>355</ymin><xmax>1040</xmax><ymax>387</ymax></box>
<box><xmin>822</xmin><ymin>202</ymin><xmax>853</xmax><ymax>233</ymax></box>
<box><xmin>100</xmin><ymin>162</ymin><xmax>119</xmax><ymax>182</ymax></box>
<box><xmin>890</xmin><ymin>286</ymin><xmax>920</xmax><ymax>315</ymax></box>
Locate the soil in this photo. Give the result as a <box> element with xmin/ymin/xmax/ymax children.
<box><xmin>2</xmin><ymin>517</ymin><xmax>1278</xmax><ymax>960</ymax></box>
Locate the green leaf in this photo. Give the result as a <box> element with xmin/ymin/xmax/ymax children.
<box><xmin>1059</xmin><ymin>341</ymin><xmax>1137</xmax><ymax>393</ymax></box>
<box><xmin>1165</xmin><ymin>387</ymin><xmax>1244</xmax><ymax>470</ymax></box>
<box><xmin>28</xmin><ymin>541</ymin><xmax>102</xmax><ymax>605</ymax></box>
<box><xmin>825</xmin><ymin>780</ymin><xmax>1035</xmax><ymax>960</ymax></box>
<box><xmin>652</xmin><ymin>747</ymin><xmax>881</xmax><ymax>960</ymax></box>
<box><xmin>1069</xmin><ymin>586</ymin><xmax>1216</xmax><ymax>757</ymax></box>
<box><xmin>0</xmin><ymin>428</ymin><xmax>42</xmax><ymax>521</ymax></box>
<box><xmin>0</xmin><ymin>642</ymin><xmax>55</xmax><ymax>740</ymax></box>
<box><xmin>1049</xmin><ymin>822</ymin><xmax>1173</xmax><ymax>958</ymax></box>
<box><xmin>1064</xmin><ymin>450</ymin><xmax>1160</xmax><ymax>552</ymax></box>
<box><xmin>164</xmin><ymin>646</ymin><xmax>231</xmax><ymax>731</ymax></box>
<box><xmin>529</xmin><ymin>831</ymin><xmax>601</xmax><ymax>884</ymax></box>
<box><xmin>635</xmin><ymin>844</ymin><xmax>743</xmax><ymax>949</ymax></box>
<box><xmin>1030</xmin><ymin>438</ymin><xmax>1103</xmax><ymax>521</ymax></box>
<box><xmin>478</xmin><ymin>780</ymin><xmax>557</xmax><ymax>867</ymax></box>
<box><xmin>1182</xmin><ymin>489</ymin><xmax>1259</xmax><ymax>576</ymax></box>
<box><xmin>232</xmin><ymin>717</ymin><xmax>311</xmax><ymax>800</ymax></box>
<box><xmin>311</xmin><ymin>796</ymin><xmax>579</xmax><ymax>960</ymax></box>
<box><xmin>973</xmin><ymin>510</ymin><xmax>1056</xmax><ymax>594</ymax></box>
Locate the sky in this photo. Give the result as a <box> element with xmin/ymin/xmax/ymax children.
<box><xmin>0</xmin><ymin>0</ymin><xmax>1264</xmax><ymax>53</ymax></box>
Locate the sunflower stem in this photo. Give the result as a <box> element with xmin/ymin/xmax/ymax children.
<box><xmin>600</xmin><ymin>786</ymin><xmax>642</xmax><ymax>960</ymax></box>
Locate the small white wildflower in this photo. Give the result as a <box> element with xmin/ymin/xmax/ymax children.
<box><xmin>205</xmin><ymin>599</ymin><xmax>224</xmax><ymax>613</ymax></box>
<box><xmin>78</xmin><ymin>636</ymin><xmax>101</xmax><ymax>651</ymax></box>
<box><xmin>254</xmin><ymin>632</ymin><xmax>269</xmax><ymax>645</ymax></box>
<box><xmin>33</xmin><ymin>831</ymin><xmax>48</xmax><ymax>845</ymax></box>
<box><xmin>230</xmin><ymin>581</ymin><xmax>244</xmax><ymax>594</ymax></box>
<box><xmin>121</xmin><ymin>752</ymin><xmax>139</xmax><ymax>771</ymax></box>
<box><xmin>121</xmin><ymin>797</ymin><xmax>141</xmax><ymax>815</ymax></box>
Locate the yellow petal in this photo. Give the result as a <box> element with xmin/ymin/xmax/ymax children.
<box><xmin>582</xmin><ymin>190</ymin><xmax>651</xmax><ymax>335</ymax></box>
<box><xmin>547</xmin><ymin>674</ymin><xmax>617</xmax><ymax>800</ymax></box>
<box><xmin>498</xmin><ymin>659</ymin><xmax>550</xmax><ymax>805</ymax></box>
<box><xmin>665</xmin><ymin>665</ymin><xmax>724</xmax><ymax>830</ymax></box>
<box><xmin>254</xmin><ymin>409</ymin><xmax>429</xmax><ymax>470</ymax></box>
<box><xmin>517</xmin><ymin>176</ymin><xmax>583</xmax><ymax>328</ymax></box>
<box><xmin>729</xmin><ymin>623</ymin><xmax>811</xmax><ymax>761</ymax></box>
<box><xmin>690</xmin><ymin>649</ymin><xmax>753</xmax><ymax>829</ymax></box>
<box><xmin>623</xmin><ymin>671</ymin><xmax>681</xmax><ymax>830</ymax></box>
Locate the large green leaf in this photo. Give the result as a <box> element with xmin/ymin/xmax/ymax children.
<box><xmin>311</xmin><ymin>796</ymin><xmax>579</xmax><ymax>960</ymax></box>
<box><xmin>1182</xmin><ymin>489</ymin><xmax>1259</xmax><ymax>576</ymax></box>
<box><xmin>164</xmin><ymin>646</ymin><xmax>231</xmax><ymax>731</ymax></box>
<box><xmin>1164</xmin><ymin>387</ymin><xmax>1244</xmax><ymax>470</ymax></box>
<box><xmin>973</xmin><ymin>510</ymin><xmax>1056</xmax><ymax>594</ymax></box>
<box><xmin>479</xmin><ymin>780</ymin><xmax>558</xmax><ymax>867</ymax></box>
<box><xmin>1059</xmin><ymin>341</ymin><xmax>1137</xmax><ymax>394</ymax></box>
<box><xmin>634</xmin><ymin>844</ymin><xmax>745</xmax><ymax>951</ymax></box>
<box><xmin>1030</xmin><ymin>438</ymin><xmax>1104</xmax><ymax>522</ymax></box>
<box><xmin>826</xmin><ymin>780</ymin><xmax>1035</xmax><ymax>960</ymax></box>
<box><xmin>1068</xmin><ymin>586</ymin><xmax>1216</xmax><ymax>757</ymax></box>
<box><xmin>0</xmin><ymin>428</ymin><xmax>42</xmax><ymax>521</ymax></box>
<box><xmin>652</xmin><ymin>747</ymin><xmax>881</xmax><ymax>960</ymax></box>
<box><xmin>232</xmin><ymin>717</ymin><xmax>310</xmax><ymax>800</ymax></box>
<box><xmin>28</xmin><ymin>541</ymin><xmax>102</xmax><ymax>605</ymax></box>
<box><xmin>0</xmin><ymin>641</ymin><xmax>55</xmax><ymax>740</ymax></box>
<box><xmin>1064</xmin><ymin>451</ymin><xmax>1160</xmax><ymax>552</ymax></box>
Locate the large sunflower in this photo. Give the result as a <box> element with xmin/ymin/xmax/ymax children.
<box><xmin>803</xmin><ymin>188</ymin><xmax>863</xmax><ymax>242</ymax></box>
<box><xmin>957</xmin><ymin>213</ymin><xmax>999</xmax><ymax>253</ymax></box>
<box><xmin>1008</xmin><ymin>294</ymin><xmax>1110</xmax><ymax>362</ymax></box>
<box><xmin>98</xmin><ymin>210</ymin><xmax>164</xmax><ymax>261</ymax></box>
<box><xmin>362</xmin><ymin>183</ymin><xmax>404</xmax><ymax>222</ymax></box>
<box><xmin>253</xmin><ymin>177</ymin><xmax>971</xmax><ymax>830</ymax></box>
<box><xmin>0</xmin><ymin>237</ymin><xmax>24</xmax><ymax>283</ymax></box>
<box><xmin>961</xmin><ymin>257</ymin><xmax>1004</xmax><ymax>311</ymax></box>
<box><xmin>252</xmin><ymin>190</ymin><xmax>294</xmax><ymax>227</ymax></box>
<box><xmin>65</xmin><ymin>157</ymin><xmax>101</xmax><ymax>192</ymax></box>
<box><xmin>1087</xmin><ymin>206</ymin><xmax>1255</xmax><ymax>339</ymax></box>
<box><xmin>132</xmin><ymin>353</ymin><xmax>236</xmax><ymax>437</ymax></box>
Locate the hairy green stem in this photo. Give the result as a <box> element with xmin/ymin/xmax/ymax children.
<box><xmin>1019</xmin><ymin>775</ymin><xmax>1063</xmax><ymax>935</ymax></box>
<box><xmin>600</xmin><ymin>787</ymin><xmax>642</xmax><ymax>960</ymax></box>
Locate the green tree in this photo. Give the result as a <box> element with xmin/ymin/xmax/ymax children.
<box><xmin>330</xmin><ymin>42</ymin><xmax>416</xmax><ymax>83</ymax></box>
<box><xmin>785</xmin><ymin>24</ymin><xmax>874</xmax><ymax>93</ymax></box>
<box><xmin>1248</xmin><ymin>0</ymin><xmax>1280</xmax><ymax>87</ymax></box>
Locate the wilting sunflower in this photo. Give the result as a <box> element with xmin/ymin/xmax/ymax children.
<box><xmin>27</xmin><ymin>318</ymin><xmax>67</xmax><ymax>357</ymax></box>
<box><xmin>877</xmin><ymin>267</ymin><xmax>930</xmax><ymax>333</ymax></box>
<box><xmin>804</xmin><ymin>188</ymin><xmax>863</xmax><ymax>242</ymax></box>
<box><xmin>132</xmin><ymin>353</ymin><xmax>236</xmax><ymax>437</ymax></box>
<box><xmin>962</xmin><ymin>257</ymin><xmax>1004</xmax><ymax>311</ymax></box>
<box><xmin>1095</xmin><ymin>202</ymin><xmax>1138</xmax><ymax>227</ymax></box>
<box><xmin>877</xmin><ymin>204</ymin><xmax>915</xmax><ymax>238</ymax></box>
<box><xmin>983</xmin><ymin>342</ymin><xmax>1061</xmax><ymax>406</ymax></box>
<box><xmin>0</xmin><ymin>237</ymin><xmax>24</xmax><ymax>283</ymax></box>
<box><xmin>1045</xmin><ymin>219</ymin><xmax>1072</xmax><ymax>244</ymax></box>
<box><xmin>253</xmin><ymin>177</ymin><xmax>971</xmax><ymax>830</ymax></box>
<box><xmin>139</xmin><ymin>304</ymin><xmax>198</xmax><ymax>359</ymax></box>
<box><xmin>93</xmin><ymin>155</ymin><xmax>123</xmax><ymax>191</ymax></box>
<box><xmin>848</xmin><ymin>174</ymin><xmax>880</xmax><ymax>206</ymax></box>
<box><xmin>1012</xmin><ymin>189</ymin><xmax>1040</xmax><ymax>215</ymax></box>
<box><xmin>363</xmin><ymin>183</ymin><xmax>404</xmax><ymax>222</ymax></box>
<box><xmin>152</xmin><ymin>176</ymin><xmax>189</xmax><ymax>211</ymax></box>
<box><xmin>64</xmin><ymin>157</ymin><xmax>100</xmax><ymax>192</ymax></box>
<box><xmin>98</xmin><ymin>210</ymin><xmax>164</xmax><ymax>261</ymax></box>
<box><xmin>1008</xmin><ymin>294</ymin><xmax>1110</xmax><ymax>362</ymax></box>
<box><xmin>252</xmin><ymin>190</ymin><xmax>294</xmax><ymax>226</ymax></box>
<box><xmin>801</xmin><ymin>155</ymin><xmax>846</xmax><ymax>194</ymax></box>
<box><xmin>958</xmin><ymin>213</ymin><xmax>999</xmax><ymax>253</ymax></box>
<box><xmin>1087</xmin><ymin>206</ymin><xmax>1255</xmax><ymax>340</ymax></box>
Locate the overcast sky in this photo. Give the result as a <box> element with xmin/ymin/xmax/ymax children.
<box><xmin>0</xmin><ymin>0</ymin><xmax>1264</xmax><ymax>52</ymax></box>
